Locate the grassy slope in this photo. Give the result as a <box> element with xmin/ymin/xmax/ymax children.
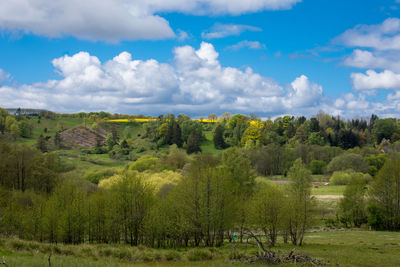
<box><xmin>1</xmin><ymin>231</ymin><xmax>400</xmax><ymax>266</ymax></box>
<box><xmin>200</xmin><ymin>131</ymin><xmax>220</xmax><ymax>155</ymax></box>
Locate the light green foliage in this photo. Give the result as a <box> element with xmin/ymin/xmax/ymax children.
<box><xmin>368</xmin><ymin>158</ymin><xmax>400</xmax><ymax>230</ymax></box>
<box><xmin>84</xmin><ymin>168</ymin><xmax>118</xmax><ymax>184</ymax></box>
<box><xmin>365</xmin><ymin>153</ymin><xmax>388</xmax><ymax>176</ymax></box>
<box><xmin>338</xmin><ymin>175</ymin><xmax>367</xmax><ymax>227</ymax></box>
<box><xmin>308</xmin><ymin>132</ymin><xmax>325</xmax><ymax>145</ymax></box>
<box><xmin>287</xmin><ymin>158</ymin><xmax>314</xmax><ymax>246</ymax></box>
<box><xmin>248</xmin><ymin>184</ymin><xmax>287</xmax><ymax>246</ymax></box>
<box><xmin>18</xmin><ymin>120</ymin><xmax>33</xmax><ymax>138</ymax></box>
<box><xmin>129</xmin><ymin>155</ymin><xmax>159</xmax><ymax>172</ymax></box>
<box><xmin>330</xmin><ymin>171</ymin><xmax>371</xmax><ymax>185</ymax></box>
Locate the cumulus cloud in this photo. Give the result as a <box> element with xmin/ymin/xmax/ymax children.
<box><xmin>226</xmin><ymin>40</ymin><xmax>266</xmax><ymax>51</ymax></box>
<box><xmin>202</xmin><ymin>23</ymin><xmax>262</xmax><ymax>39</ymax></box>
<box><xmin>351</xmin><ymin>69</ymin><xmax>400</xmax><ymax>91</ymax></box>
<box><xmin>283</xmin><ymin>75</ymin><xmax>323</xmax><ymax>109</ymax></box>
<box><xmin>0</xmin><ymin>0</ymin><xmax>300</xmax><ymax>42</ymax></box>
<box><xmin>0</xmin><ymin>42</ymin><xmax>324</xmax><ymax>116</ymax></box>
<box><xmin>335</xmin><ymin>18</ymin><xmax>400</xmax><ymax>50</ymax></box>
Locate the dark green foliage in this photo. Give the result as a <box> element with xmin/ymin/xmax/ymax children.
<box><xmin>36</xmin><ymin>134</ymin><xmax>47</xmax><ymax>152</ymax></box>
<box><xmin>186</xmin><ymin>132</ymin><xmax>201</xmax><ymax>154</ymax></box>
<box><xmin>213</xmin><ymin>124</ymin><xmax>226</xmax><ymax>149</ymax></box>
<box><xmin>309</xmin><ymin>160</ymin><xmax>326</xmax><ymax>174</ymax></box>
<box><xmin>372</xmin><ymin>118</ymin><xmax>397</xmax><ymax>144</ymax></box>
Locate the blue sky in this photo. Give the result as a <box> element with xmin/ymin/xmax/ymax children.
<box><xmin>1</xmin><ymin>0</ymin><xmax>400</xmax><ymax>117</ymax></box>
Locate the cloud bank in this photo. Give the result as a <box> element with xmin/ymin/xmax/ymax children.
<box><xmin>0</xmin><ymin>42</ymin><xmax>323</xmax><ymax>116</ymax></box>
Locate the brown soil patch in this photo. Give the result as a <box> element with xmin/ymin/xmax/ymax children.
<box><xmin>58</xmin><ymin>126</ymin><xmax>108</xmax><ymax>149</ymax></box>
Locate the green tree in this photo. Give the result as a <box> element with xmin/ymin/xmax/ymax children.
<box><xmin>213</xmin><ymin>124</ymin><xmax>226</xmax><ymax>149</ymax></box>
<box><xmin>248</xmin><ymin>185</ymin><xmax>287</xmax><ymax>247</ymax></box>
<box><xmin>287</xmin><ymin>158</ymin><xmax>314</xmax><ymax>246</ymax></box>
<box><xmin>368</xmin><ymin>158</ymin><xmax>400</xmax><ymax>230</ymax></box>
<box><xmin>338</xmin><ymin>174</ymin><xmax>367</xmax><ymax>227</ymax></box>
<box><xmin>36</xmin><ymin>134</ymin><xmax>47</xmax><ymax>152</ymax></box>
<box><xmin>186</xmin><ymin>132</ymin><xmax>201</xmax><ymax>154</ymax></box>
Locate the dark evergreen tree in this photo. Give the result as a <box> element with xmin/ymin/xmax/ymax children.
<box><xmin>186</xmin><ymin>132</ymin><xmax>201</xmax><ymax>154</ymax></box>
<box><xmin>213</xmin><ymin>124</ymin><xmax>226</xmax><ymax>149</ymax></box>
<box><xmin>36</xmin><ymin>134</ymin><xmax>47</xmax><ymax>152</ymax></box>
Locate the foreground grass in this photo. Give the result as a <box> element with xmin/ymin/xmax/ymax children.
<box><xmin>1</xmin><ymin>230</ymin><xmax>400</xmax><ymax>266</ymax></box>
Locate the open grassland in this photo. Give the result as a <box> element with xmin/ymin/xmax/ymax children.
<box><xmin>1</xmin><ymin>231</ymin><xmax>399</xmax><ymax>266</ymax></box>
<box><xmin>200</xmin><ymin>131</ymin><xmax>220</xmax><ymax>155</ymax></box>
<box><xmin>312</xmin><ymin>185</ymin><xmax>346</xmax><ymax>196</ymax></box>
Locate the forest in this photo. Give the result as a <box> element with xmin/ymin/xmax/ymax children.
<box><xmin>0</xmin><ymin>107</ymin><xmax>400</xmax><ymax>266</ymax></box>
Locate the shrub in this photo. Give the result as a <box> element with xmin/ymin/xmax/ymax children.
<box><xmin>10</xmin><ymin>241</ymin><xmax>25</xmax><ymax>250</ymax></box>
<box><xmin>330</xmin><ymin>171</ymin><xmax>371</xmax><ymax>185</ymax></box>
<box><xmin>84</xmin><ymin>168</ymin><xmax>118</xmax><ymax>184</ymax></box>
<box><xmin>165</xmin><ymin>250</ymin><xmax>181</xmax><ymax>261</ymax></box>
<box><xmin>129</xmin><ymin>155</ymin><xmax>159</xmax><ymax>172</ymax></box>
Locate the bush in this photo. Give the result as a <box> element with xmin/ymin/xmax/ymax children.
<box><xmin>330</xmin><ymin>171</ymin><xmax>371</xmax><ymax>185</ymax></box>
<box><xmin>165</xmin><ymin>250</ymin><xmax>181</xmax><ymax>261</ymax></box>
<box><xmin>129</xmin><ymin>155</ymin><xmax>159</xmax><ymax>172</ymax></box>
<box><xmin>309</xmin><ymin>160</ymin><xmax>327</xmax><ymax>174</ymax></box>
<box><xmin>84</xmin><ymin>168</ymin><xmax>118</xmax><ymax>184</ymax></box>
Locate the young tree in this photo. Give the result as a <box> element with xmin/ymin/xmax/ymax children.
<box><xmin>248</xmin><ymin>185</ymin><xmax>287</xmax><ymax>247</ymax></box>
<box><xmin>287</xmin><ymin>158</ymin><xmax>314</xmax><ymax>246</ymax></box>
<box><xmin>368</xmin><ymin>158</ymin><xmax>400</xmax><ymax>230</ymax></box>
<box><xmin>338</xmin><ymin>174</ymin><xmax>367</xmax><ymax>227</ymax></box>
<box><xmin>36</xmin><ymin>134</ymin><xmax>47</xmax><ymax>152</ymax></box>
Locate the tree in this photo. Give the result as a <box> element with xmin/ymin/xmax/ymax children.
<box><xmin>208</xmin><ymin>113</ymin><xmax>217</xmax><ymax>122</ymax></box>
<box><xmin>105</xmin><ymin>133</ymin><xmax>116</xmax><ymax>151</ymax></box>
<box><xmin>309</xmin><ymin>160</ymin><xmax>327</xmax><ymax>174</ymax></box>
<box><xmin>372</xmin><ymin>118</ymin><xmax>397</xmax><ymax>144</ymax></box>
<box><xmin>113</xmin><ymin>171</ymin><xmax>154</xmax><ymax>245</ymax></box>
<box><xmin>36</xmin><ymin>134</ymin><xmax>47</xmax><ymax>152</ymax></box>
<box><xmin>248</xmin><ymin>185</ymin><xmax>287</xmax><ymax>247</ymax></box>
<box><xmin>186</xmin><ymin>132</ymin><xmax>201</xmax><ymax>154</ymax></box>
<box><xmin>287</xmin><ymin>158</ymin><xmax>314</xmax><ymax>246</ymax></box>
<box><xmin>368</xmin><ymin>158</ymin><xmax>400</xmax><ymax>230</ymax></box>
<box><xmin>327</xmin><ymin>153</ymin><xmax>368</xmax><ymax>173</ymax></box>
<box><xmin>338</xmin><ymin>174</ymin><xmax>367</xmax><ymax>227</ymax></box>
<box><xmin>213</xmin><ymin>124</ymin><xmax>226</xmax><ymax>149</ymax></box>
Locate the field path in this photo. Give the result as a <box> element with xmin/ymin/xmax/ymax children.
<box><xmin>314</xmin><ymin>195</ymin><xmax>343</xmax><ymax>199</ymax></box>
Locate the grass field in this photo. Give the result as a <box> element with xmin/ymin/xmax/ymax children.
<box><xmin>312</xmin><ymin>185</ymin><xmax>346</xmax><ymax>196</ymax></box>
<box><xmin>200</xmin><ymin>131</ymin><xmax>220</xmax><ymax>155</ymax></box>
<box><xmin>1</xmin><ymin>230</ymin><xmax>399</xmax><ymax>266</ymax></box>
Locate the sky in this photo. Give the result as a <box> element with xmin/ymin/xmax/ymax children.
<box><xmin>1</xmin><ymin>0</ymin><xmax>400</xmax><ymax>118</ymax></box>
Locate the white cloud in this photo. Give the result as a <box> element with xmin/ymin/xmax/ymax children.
<box><xmin>335</xmin><ymin>18</ymin><xmax>400</xmax><ymax>51</ymax></box>
<box><xmin>283</xmin><ymin>75</ymin><xmax>323</xmax><ymax>109</ymax></box>
<box><xmin>202</xmin><ymin>23</ymin><xmax>262</xmax><ymax>39</ymax></box>
<box><xmin>351</xmin><ymin>69</ymin><xmax>400</xmax><ymax>90</ymax></box>
<box><xmin>0</xmin><ymin>0</ymin><xmax>300</xmax><ymax>42</ymax></box>
<box><xmin>0</xmin><ymin>42</ymin><xmax>324</xmax><ymax>116</ymax></box>
<box><xmin>227</xmin><ymin>40</ymin><xmax>266</xmax><ymax>51</ymax></box>
<box><xmin>343</xmin><ymin>49</ymin><xmax>400</xmax><ymax>72</ymax></box>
